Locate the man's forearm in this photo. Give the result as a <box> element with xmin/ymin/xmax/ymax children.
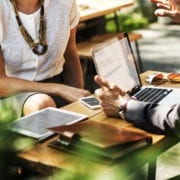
<box><xmin>125</xmin><ymin>99</ymin><xmax>180</xmax><ymax>137</ymax></box>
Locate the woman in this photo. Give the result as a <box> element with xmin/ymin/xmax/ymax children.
<box><xmin>0</xmin><ymin>0</ymin><xmax>90</xmax><ymax>118</ymax></box>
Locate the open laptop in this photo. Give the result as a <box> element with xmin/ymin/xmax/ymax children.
<box><xmin>91</xmin><ymin>32</ymin><xmax>180</xmax><ymax>105</ymax></box>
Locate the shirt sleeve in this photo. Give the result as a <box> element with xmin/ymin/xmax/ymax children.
<box><xmin>69</xmin><ymin>0</ymin><xmax>80</xmax><ymax>29</ymax></box>
<box><xmin>125</xmin><ymin>99</ymin><xmax>180</xmax><ymax>137</ymax></box>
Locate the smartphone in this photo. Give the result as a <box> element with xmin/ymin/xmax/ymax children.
<box><xmin>79</xmin><ymin>96</ymin><xmax>101</xmax><ymax>109</ymax></box>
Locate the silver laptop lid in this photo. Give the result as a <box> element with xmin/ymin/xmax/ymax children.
<box><xmin>91</xmin><ymin>32</ymin><xmax>142</xmax><ymax>94</ymax></box>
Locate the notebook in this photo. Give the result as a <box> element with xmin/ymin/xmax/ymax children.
<box><xmin>9</xmin><ymin>107</ymin><xmax>88</xmax><ymax>141</ymax></box>
<box><xmin>91</xmin><ymin>32</ymin><xmax>180</xmax><ymax>104</ymax></box>
<box><xmin>48</xmin><ymin>120</ymin><xmax>152</xmax><ymax>163</ymax></box>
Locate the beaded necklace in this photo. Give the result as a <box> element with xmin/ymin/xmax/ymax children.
<box><xmin>10</xmin><ymin>0</ymin><xmax>48</xmax><ymax>55</ymax></box>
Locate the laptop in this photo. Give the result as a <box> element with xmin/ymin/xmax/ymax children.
<box><xmin>91</xmin><ymin>32</ymin><xmax>180</xmax><ymax>105</ymax></box>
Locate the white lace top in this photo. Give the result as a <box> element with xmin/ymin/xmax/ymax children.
<box><xmin>0</xmin><ymin>0</ymin><xmax>80</xmax><ymax>81</ymax></box>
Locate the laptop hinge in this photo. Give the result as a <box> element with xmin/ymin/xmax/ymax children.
<box><xmin>128</xmin><ymin>85</ymin><xmax>141</xmax><ymax>96</ymax></box>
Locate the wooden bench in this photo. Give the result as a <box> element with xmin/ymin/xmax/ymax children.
<box><xmin>77</xmin><ymin>32</ymin><xmax>143</xmax><ymax>72</ymax></box>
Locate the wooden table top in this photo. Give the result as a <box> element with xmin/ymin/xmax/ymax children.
<box><xmin>78</xmin><ymin>0</ymin><xmax>134</xmax><ymax>22</ymax></box>
<box><xmin>17</xmin><ymin>70</ymin><xmax>179</xmax><ymax>176</ymax></box>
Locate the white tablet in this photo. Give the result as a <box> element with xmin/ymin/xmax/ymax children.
<box><xmin>9</xmin><ymin>107</ymin><xmax>88</xmax><ymax>141</ymax></box>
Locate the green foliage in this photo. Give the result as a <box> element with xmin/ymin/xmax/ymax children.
<box><xmin>136</xmin><ymin>0</ymin><xmax>157</xmax><ymax>23</ymax></box>
<box><xmin>119</xmin><ymin>13</ymin><xmax>149</xmax><ymax>31</ymax></box>
<box><xmin>0</xmin><ymin>99</ymin><xmax>19</xmax><ymax>123</ymax></box>
<box><xmin>0</xmin><ymin>100</ymin><xmax>34</xmax><ymax>179</ymax></box>
<box><xmin>106</xmin><ymin>12</ymin><xmax>149</xmax><ymax>33</ymax></box>
<box><xmin>0</xmin><ymin>101</ymin><xmax>18</xmax><ymax>178</ymax></box>
<box><xmin>106</xmin><ymin>0</ymin><xmax>157</xmax><ymax>33</ymax></box>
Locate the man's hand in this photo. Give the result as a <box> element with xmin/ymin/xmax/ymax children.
<box><xmin>94</xmin><ymin>75</ymin><xmax>127</xmax><ymax>117</ymax></box>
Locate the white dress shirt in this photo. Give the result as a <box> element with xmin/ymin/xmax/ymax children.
<box><xmin>0</xmin><ymin>0</ymin><xmax>80</xmax><ymax>81</ymax></box>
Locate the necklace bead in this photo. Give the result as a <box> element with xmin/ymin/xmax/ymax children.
<box><xmin>33</xmin><ymin>43</ymin><xmax>48</xmax><ymax>55</ymax></box>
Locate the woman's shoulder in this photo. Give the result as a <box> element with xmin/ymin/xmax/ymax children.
<box><xmin>45</xmin><ymin>0</ymin><xmax>77</xmax><ymax>14</ymax></box>
<box><xmin>0</xmin><ymin>0</ymin><xmax>3</xmax><ymax>9</ymax></box>
<box><xmin>46</xmin><ymin>0</ymin><xmax>75</xmax><ymax>7</ymax></box>
<box><xmin>0</xmin><ymin>1</ymin><xmax>13</xmax><ymax>19</ymax></box>
<box><xmin>0</xmin><ymin>0</ymin><xmax>10</xmax><ymax>11</ymax></box>
<box><xmin>0</xmin><ymin>0</ymin><xmax>8</xmax><ymax>6</ymax></box>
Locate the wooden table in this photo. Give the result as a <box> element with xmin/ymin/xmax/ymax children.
<box><xmin>78</xmin><ymin>0</ymin><xmax>134</xmax><ymax>22</ymax></box>
<box><xmin>17</xmin><ymin>71</ymin><xmax>179</xmax><ymax>179</ymax></box>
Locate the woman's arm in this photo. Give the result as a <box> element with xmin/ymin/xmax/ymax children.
<box><xmin>63</xmin><ymin>27</ymin><xmax>84</xmax><ymax>89</ymax></box>
<box><xmin>0</xmin><ymin>50</ymin><xmax>90</xmax><ymax>102</ymax></box>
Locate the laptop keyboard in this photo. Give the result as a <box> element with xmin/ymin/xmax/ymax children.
<box><xmin>134</xmin><ymin>88</ymin><xmax>173</xmax><ymax>104</ymax></box>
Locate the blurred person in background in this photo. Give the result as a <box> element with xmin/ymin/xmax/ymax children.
<box><xmin>150</xmin><ymin>0</ymin><xmax>180</xmax><ymax>23</ymax></box>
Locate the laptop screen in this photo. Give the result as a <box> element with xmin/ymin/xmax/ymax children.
<box><xmin>91</xmin><ymin>33</ymin><xmax>141</xmax><ymax>93</ymax></box>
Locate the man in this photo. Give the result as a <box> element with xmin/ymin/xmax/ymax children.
<box><xmin>94</xmin><ymin>75</ymin><xmax>180</xmax><ymax>138</ymax></box>
<box><xmin>94</xmin><ymin>0</ymin><xmax>180</xmax><ymax>138</ymax></box>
